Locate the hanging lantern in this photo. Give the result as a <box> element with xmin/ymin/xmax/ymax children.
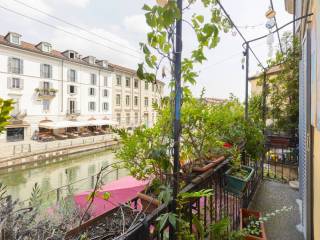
<box><xmin>241</xmin><ymin>57</ymin><xmax>245</xmax><ymax>70</ymax></box>
<box><xmin>265</xmin><ymin>19</ymin><xmax>275</xmax><ymax>29</ymax></box>
<box><xmin>156</xmin><ymin>0</ymin><xmax>169</xmax><ymax>7</ymax></box>
<box><xmin>265</xmin><ymin>7</ymin><xmax>276</xmax><ymax>19</ymax></box>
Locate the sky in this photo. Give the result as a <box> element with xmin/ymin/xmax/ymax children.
<box><xmin>0</xmin><ymin>0</ymin><xmax>293</xmax><ymax>101</ymax></box>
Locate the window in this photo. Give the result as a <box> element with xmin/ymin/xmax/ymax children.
<box><xmin>125</xmin><ymin>77</ymin><xmax>131</xmax><ymax>87</ymax></box>
<box><xmin>8</xmin><ymin>57</ymin><xmax>23</xmax><ymax>74</ymax></box>
<box><xmin>8</xmin><ymin>77</ymin><xmax>23</xmax><ymax>89</ymax></box>
<box><xmin>42</xmin><ymin>43</ymin><xmax>52</xmax><ymax>53</ymax></box>
<box><xmin>116</xmin><ymin>94</ymin><xmax>121</xmax><ymax>106</ymax></box>
<box><xmin>134</xmin><ymin>96</ymin><xmax>138</xmax><ymax>106</ymax></box>
<box><xmin>90</xmin><ymin>73</ymin><xmax>97</xmax><ymax>85</ymax></box>
<box><xmin>89</xmin><ymin>88</ymin><xmax>95</xmax><ymax>96</ymax></box>
<box><xmin>68</xmin><ymin>69</ymin><xmax>76</xmax><ymax>82</ymax></box>
<box><xmin>43</xmin><ymin>100</ymin><xmax>50</xmax><ymax>111</ymax></box>
<box><xmin>88</xmin><ymin>102</ymin><xmax>96</xmax><ymax>111</ymax></box>
<box><xmin>145</xmin><ymin>81</ymin><xmax>148</xmax><ymax>90</ymax></box>
<box><xmin>116</xmin><ymin>75</ymin><xmax>122</xmax><ymax>86</ymax></box>
<box><xmin>116</xmin><ymin>113</ymin><xmax>121</xmax><ymax>124</ymax></box>
<box><xmin>41</xmin><ymin>64</ymin><xmax>52</xmax><ymax>78</ymax></box>
<box><xmin>102</xmin><ymin>102</ymin><xmax>109</xmax><ymax>111</ymax></box>
<box><xmin>103</xmin><ymin>89</ymin><xmax>109</xmax><ymax>97</ymax></box>
<box><xmin>126</xmin><ymin>113</ymin><xmax>130</xmax><ymax>125</ymax></box>
<box><xmin>103</xmin><ymin>76</ymin><xmax>108</xmax><ymax>87</ymax></box>
<box><xmin>69</xmin><ymin>52</ymin><xmax>75</xmax><ymax>59</ymax></box>
<box><xmin>6</xmin><ymin>128</ymin><xmax>24</xmax><ymax>142</ymax></box>
<box><xmin>125</xmin><ymin>95</ymin><xmax>130</xmax><ymax>106</ymax></box>
<box><xmin>134</xmin><ymin>79</ymin><xmax>139</xmax><ymax>88</ymax></box>
<box><xmin>135</xmin><ymin>112</ymin><xmax>139</xmax><ymax>124</ymax></box>
<box><xmin>68</xmin><ymin>100</ymin><xmax>76</xmax><ymax>114</ymax></box>
<box><xmin>11</xmin><ymin>34</ymin><xmax>21</xmax><ymax>45</ymax></box>
<box><xmin>68</xmin><ymin>85</ymin><xmax>76</xmax><ymax>94</ymax></box>
<box><xmin>144</xmin><ymin>97</ymin><xmax>148</xmax><ymax>107</ymax></box>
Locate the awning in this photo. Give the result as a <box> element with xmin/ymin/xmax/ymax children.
<box><xmin>39</xmin><ymin>120</ymin><xmax>118</xmax><ymax>129</ymax></box>
<box><xmin>39</xmin><ymin>121</ymin><xmax>87</xmax><ymax>129</ymax></box>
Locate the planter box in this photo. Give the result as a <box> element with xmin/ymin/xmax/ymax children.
<box><xmin>240</xmin><ymin>208</ymin><xmax>267</xmax><ymax>240</ymax></box>
<box><xmin>65</xmin><ymin>205</ymin><xmax>144</xmax><ymax>240</ymax></box>
<box><xmin>137</xmin><ymin>192</ymin><xmax>160</xmax><ymax>214</ymax></box>
<box><xmin>224</xmin><ymin>166</ymin><xmax>254</xmax><ymax>195</ymax></box>
<box><xmin>192</xmin><ymin>156</ymin><xmax>225</xmax><ymax>173</ymax></box>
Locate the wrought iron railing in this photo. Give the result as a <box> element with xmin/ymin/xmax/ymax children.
<box><xmin>122</xmin><ymin>156</ymin><xmax>262</xmax><ymax>240</ymax></box>
<box><xmin>263</xmin><ymin>133</ymin><xmax>299</xmax><ymax>182</ymax></box>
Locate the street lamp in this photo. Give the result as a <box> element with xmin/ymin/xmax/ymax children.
<box><xmin>156</xmin><ymin>0</ymin><xmax>169</xmax><ymax>7</ymax></box>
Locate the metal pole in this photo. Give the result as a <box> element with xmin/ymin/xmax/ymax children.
<box><xmin>262</xmin><ymin>71</ymin><xmax>267</xmax><ymax>127</ymax></box>
<box><xmin>293</xmin><ymin>0</ymin><xmax>296</xmax><ymax>35</ymax></box>
<box><xmin>245</xmin><ymin>42</ymin><xmax>249</xmax><ymax>120</ymax></box>
<box><xmin>171</xmin><ymin>0</ymin><xmax>182</xmax><ymax>239</ymax></box>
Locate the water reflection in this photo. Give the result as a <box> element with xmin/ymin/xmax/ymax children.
<box><xmin>0</xmin><ymin>150</ymin><xmax>127</xmax><ymax>204</ymax></box>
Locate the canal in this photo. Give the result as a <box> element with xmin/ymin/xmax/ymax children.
<box><xmin>0</xmin><ymin>149</ymin><xmax>127</xmax><ymax>206</ymax></box>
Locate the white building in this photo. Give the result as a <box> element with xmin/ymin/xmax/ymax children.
<box><xmin>0</xmin><ymin>32</ymin><xmax>163</xmax><ymax>143</ymax></box>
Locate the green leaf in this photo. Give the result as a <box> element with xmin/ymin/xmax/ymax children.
<box><xmin>102</xmin><ymin>191</ymin><xmax>111</xmax><ymax>201</ymax></box>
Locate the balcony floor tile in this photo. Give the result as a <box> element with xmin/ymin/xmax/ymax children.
<box><xmin>249</xmin><ymin>180</ymin><xmax>304</xmax><ymax>240</ymax></box>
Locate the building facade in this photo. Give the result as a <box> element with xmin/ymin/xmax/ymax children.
<box><xmin>111</xmin><ymin>64</ymin><xmax>164</xmax><ymax>129</ymax></box>
<box><xmin>0</xmin><ymin>32</ymin><xmax>164</xmax><ymax>143</ymax></box>
<box><xmin>284</xmin><ymin>0</ymin><xmax>320</xmax><ymax>239</ymax></box>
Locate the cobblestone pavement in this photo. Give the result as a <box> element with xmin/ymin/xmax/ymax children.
<box><xmin>249</xmin><ymin>180</ymin><xmax>304</xmax><ymax>240</ymax></box>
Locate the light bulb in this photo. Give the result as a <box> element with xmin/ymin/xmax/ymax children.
<box><xmin>156</xmin><ymin>0</ymin><xmax>169</xmax><ymax>7</ymax></box>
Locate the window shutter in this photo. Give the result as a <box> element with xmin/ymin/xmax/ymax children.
<box><xmin>20</xmin><ymin>59</ymin><xmax>24</xmax><ymax>74</ymax></box>
<box><xmin>88</xmin><ymin>102</ymin><xmax>90</xmax><ymax>111</ymax></box>
<box><xmin>67</xmin><ymin>69</ymin><xmax>70</xmax><ymax>81</ymax></box>
<box><xmin>8</xmin><ymin>57</ymin><xmax>12</xmax><ymax>73</ymax></box>
<box><xmin>20</xmin><ymin>79</ymin><xmax>24</xmax><ymax>90</ymax></box>
<box><xmin>49</xmin><ymin>82</ymin><xmax>53</xmax><ymax>89</ymax></box>
<box><xmin>40</xmin><ymin>64</ymin><xmax>44</xmax><ymax>78</ymax></box>
<box><xmin>88</xmin><ymin>88</ymin><xmax>90</xmax><ymax>95</ymax></box>
<box><xmin>74</xmin><ymin>86</ymin><xmax>77</xmax><ymax>94</ymax></box>
<box><xmin>7</xmin><ymin>77</ymin><xmax>12</xmax><ymax>89</ymax></box>
<box><xmin>49</xmin><ymin>65</ymin><xmax>52</xmax><ymax>78</ymax></box>
<box><xmin>67</xmin><ymin>85</ymin><xmax>70</xmax><ymax>94</ymax></box>
<box><xmin>75</xmin><ymin>101</ymin><xmax>78</xmax><ymax>112</ymax></box>
<box><xmin>75</xmin><ymin>71</ymin><xmax>78</xmax><ymax>82</ymax></box>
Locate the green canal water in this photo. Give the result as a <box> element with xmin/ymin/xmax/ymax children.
<box><xmin>0</xmin><ymin>149</ymin><xmax>128</xmax><ymax>205</ymax></box>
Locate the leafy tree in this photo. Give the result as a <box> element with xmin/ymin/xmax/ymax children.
<box><xmin>0</xmin><ymin>98</ymin><xmax>14</xmax><ymax>134</ymax></box>
<box><xmin>257</xmin><ymin>32</ymin><xmax>300</xmax><ymax>133</ymax></box>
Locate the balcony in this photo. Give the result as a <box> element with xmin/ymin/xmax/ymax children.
<box><xmin>66</xmin><ymin>109</ymin><xmax>81</xmax><ymax>117</ymax></box>
<box><xmin>35</xmin><ymin>88</ymin><xmax>57</xmax><ymax>99</ymax></box>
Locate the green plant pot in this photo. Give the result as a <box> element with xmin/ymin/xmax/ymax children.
<box><xmin>224</xmin><ymin>166</ymin><xmax>254</xmax><ymax>195</ymax></box>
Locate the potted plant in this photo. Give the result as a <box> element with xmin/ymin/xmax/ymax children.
<box><xmin>240</xmin><ymin>208</ymin><xmax>267</xmax><ymax>240</ymax></box>
<box><xmin>115</xmin><ymin>126</ymin><xmax>172</xmax><ymax>214</ymax></box>
<box><xmin>224</xmin><ymin>147</ymin><xmax>254</xmax><ymax>195</ymax></box>
<box><xmin>240</xmin><ymin>206</ymin><xmax>292</xmax><ymax>240</ymax></box>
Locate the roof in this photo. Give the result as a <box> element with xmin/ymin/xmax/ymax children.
<box><xmin>249</xmin><ymin>64</ymin><xmax>282</xmax><ymax>81</ymax></box>
<box><xmin>0</xmin><ymin>33</ymin><xmax>165</xmax><ymax>85</ymax></box>
<box><xmin>203</xmin><ymin>97</ymin><xmax>227</xmax><ymax>104</ymax></box>
<box><xmin>0</xmin><ymin>34</ymin><xmax>113</xmax><ymax>71</ymax></box>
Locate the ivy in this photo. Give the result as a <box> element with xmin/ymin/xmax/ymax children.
<box><xmin>0</xmin><ymin>98</ymin><xmax>14</xmax><ymax>134</ymax></box>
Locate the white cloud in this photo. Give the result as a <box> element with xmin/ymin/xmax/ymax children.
<box><xmin>62</xmin><ymin>0</ymin><xmax>92</xmax><ymax>8</ymax></box>
<box><xmin>123</xmin><ymin>14</ymin><xmax>149</xmax><ymax>34</ymax></box>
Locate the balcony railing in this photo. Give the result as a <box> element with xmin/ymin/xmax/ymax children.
<box><xmin>66</xmin><ymin>109</ymin><xmax>81</xmax><ymax>116</ymax></box>
<box><xmin>119</xmin><ymin>157</ymin><xmax>262</xmax><ymax>240</ymax></box>
<box><xmin>35</xmin><ymin>88</ymin><xmax>57</xmax><ymax>98</ymax></box>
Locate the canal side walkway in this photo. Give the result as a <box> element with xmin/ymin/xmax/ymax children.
<box><xmin>249</xmin><ymin>180</ymin><xmax>304</xmax><ymax>240</ymax></box>
<box><xmin>0</xmin><ymin>134</ymin><xmax>120</xmax><ymax>170</ymax></box>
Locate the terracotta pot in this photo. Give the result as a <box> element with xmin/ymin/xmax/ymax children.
<box><xmin>137</xmin><ymin>192</ymin><xmax>160</xmax><ymax>214</ymax></box>
<box><xmin>192</xmin><ymin>156</ymin><xmax>225</xmax><ymax>173</ymax></box>
<box><xmin>240</xmin><ymin>208</ymin><xmax>267</xmax><ymax>240</ymax></box>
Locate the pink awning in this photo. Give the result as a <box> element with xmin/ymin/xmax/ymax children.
<box><xmin>74</xmin><ymin>176</ymin><xmax>149</xmax><ymax>218</ymax></box>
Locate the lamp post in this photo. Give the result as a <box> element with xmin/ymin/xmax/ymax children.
<box><xmin>156</xmin><ymin>0</ymin><xmax>182</xmax><ymax>239</ymax></box>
